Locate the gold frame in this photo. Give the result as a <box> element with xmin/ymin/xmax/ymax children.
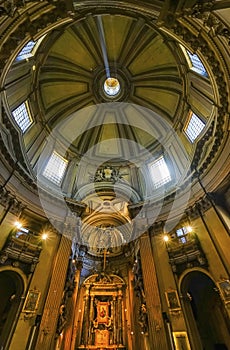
<box><xmin>217</xmin><ymin>280</ymin><xmax>230</xmax><ymax>303</ymax></box>
<box><xmin>165</xmin><ymin>290</ymin><xmax>181</xmax><ymax>310</ymax></box>
<box><xmin>173</xmin><ymin>331</ymin><xmax>191</xmax><ymax>350</ymax></box>
<box><xmin>23</xmin><ymin>290</ymin><xmax>40</xmax><ymax>313</ymax></box>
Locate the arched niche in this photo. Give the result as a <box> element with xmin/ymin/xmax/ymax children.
<box><xmin>0</xmin><ymin>268</ymin><xmax>26</xmax><ymax>348</ymax></box>
<box><xmin>179</xmin><ymin>269</ymin><xmax>230</xmax><ymax>350</ymax></box>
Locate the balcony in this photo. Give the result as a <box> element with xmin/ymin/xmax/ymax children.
<box><xmin>0</xmin><ymin>232</ymin><xmax>42</xmax><ymax>272</ymax></box>
<box><xmin>166</xmin><ymin>234</ymin><xmax>207</xmax><ymax>274</ymax></box>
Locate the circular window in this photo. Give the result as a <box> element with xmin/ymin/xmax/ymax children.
<box><xmin>104</xmin><ymin>77</ymin><xmax>120</xmax><ymax>97</ymax></box>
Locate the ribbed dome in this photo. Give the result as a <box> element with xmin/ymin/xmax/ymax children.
<box><xmin>2</xmin><ymin>1</ymin><xmax>228</xmax><ymax>239</ymax></box>
<box><xmin>37</xmin><ymin>14</ymin><xmax>185</xmax><ymax>160</ymax></box>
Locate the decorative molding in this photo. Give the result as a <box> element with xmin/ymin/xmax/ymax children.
<box><xmin>206</xmin><ymin>14</ymin><xmax>230</xmax><ymax>44</ymax></box>
<box><xmin>0</xmin><ymin>185</ymin><xmax>26</xmax><ymax>214</ymax></box>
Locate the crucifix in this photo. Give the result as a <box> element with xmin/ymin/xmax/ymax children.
<box><xmin>103</xmin><ymin>248</ymin><xmax>109</xmax><ymax>271</ymax></box>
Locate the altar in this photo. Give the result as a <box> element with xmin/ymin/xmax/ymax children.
<box><xmin>77</xmin><ymin>273</ymin><xmax>126</xmax><ymax>350</ymax></box>
<box><xmin>78</xmin><ymin>346</ymin><xmax>126</xmax><ymax>350</ymax></box>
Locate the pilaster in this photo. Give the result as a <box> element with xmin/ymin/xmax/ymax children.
<box><xmin>35</xmin><ymin>235</ymin><xmax>72</xmax><ymax>350</ymax></box>
<box><xmin>140</xmin><ymin>233</ymin><xmax>169</xmax><ymax>349</ymax></box>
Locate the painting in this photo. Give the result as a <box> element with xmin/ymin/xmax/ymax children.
<box><xmin>97</xmin><ymin>302</ymin><xmax>109</xmax><ymax>324</ymax></box>
<box><xmin>165</xmin><ymin>290</ymin><xmax>181</xmax><ymax>310</ymax></box>
<box><xmin>173</xmin><ymin>332</ymin><xmax>191</xmax><ymax>350</ymax></box>
<box><xmin>23</xmin><ymin>290</ymin><xmax>40</xmax><ymax>313</ymax></box>
<box><xmin>218</xmin><ymin>280</ymin><xmax>230</xmax><ymax>303</ymax></box>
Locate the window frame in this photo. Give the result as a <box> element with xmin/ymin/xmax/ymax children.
<box><xmin>186</xmin><ymin>50</ymin><xmax>208</xmax><ymax>77</ymax></box>
<box><xmin>176</xmin><ymin>226</ymin><xmax>189</xmax><ymax>244</ymax></box>
<box><xmin>184</xmin><ymin>111</ymin><xmax>206</xmax><ymax>143</ymax></box>
<box><xmin>12</xmin><ymin>101</ymin><xmax>33</xmax><ymax>133</ymax></box>
<box><xmin>42</xmin><ymin>151</ymin><xmax>68</xmax><ymax>186</ymax></box>
<box><xmin>15</xmin><ymin>35</ymin><xmax>45</xmax><ymax>62</ymax></box>
<box><xmin>149</xmin><ymin>155</ymin><xmax>172</xmax><ymax>189</ymax></box>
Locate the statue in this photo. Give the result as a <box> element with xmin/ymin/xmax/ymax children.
<box><xmin>138</xmin><ymin>303</ymin><xmax>148</xmax><ymax>335</ymax></box>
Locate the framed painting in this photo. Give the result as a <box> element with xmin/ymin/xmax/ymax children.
<box><xmin>173</xmin><ymin>331</ymin><xmax>191</xmax><ymax>350</ymax></box>
<box><xmin>165</xmin><ymin>290</ymin><xmax>181</xmax><ymax>310</ymax></box>
<box><xmin>23</xmin><ymin>290</ymin><xmax>40</xmax><ymax>313</ymax></box>
<box><xmin>97</xmin><ymin>301</ymin><xmax>109</xmax><ymax>324</ymax></box>
<box><xmin>218</xmin><ymin>280</ymin><xmax>230</xmax><ymax>303</ymax></box>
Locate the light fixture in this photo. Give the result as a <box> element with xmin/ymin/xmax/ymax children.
<box><xmin>187</xmin><ymin>226</ymin><xmax>192</xmax><ymax>233</ymax></box>
<box><xmin>163</xmin><ymin>235</ymin><xmax>169</xmax><ymax>242</ymax></box>
<box><xmin>41</xmin><ymin>232</ymin><xmax>48</xmax><ymax>240</ymax></box>
<box><xmin>14</xmin><ymin>221</ymin><xmax>22</xmax><ymax>229</ymax></box>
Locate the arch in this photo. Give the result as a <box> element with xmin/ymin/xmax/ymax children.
<box><xmin>179</xmin><ymin>269</ymin><xmax>230</xmax><ymax>350</ymax></box>
<box><xmin>178</xmin><ymin>267</ymin><xmax>215</xmax><ymax>291</ymax></box>
<box><xmin>0</xmin><ymin>266</ymin><xmax>27</xmax><ymax>292</ymax></box>
<box><xmin>0</xmin><ymin>268</ymin><xmax>27</xmax><ymax>349</ymax></box>
<box><xmin>83</xmin><ymin>272</ymin><xmax>125</xmax><ymax>286</ymax></box>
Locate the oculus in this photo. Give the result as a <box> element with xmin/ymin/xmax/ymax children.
<box><xmin>103</xmin><ymin>77</ymin><xmax>120</xmax><ymax>97</ymax></box>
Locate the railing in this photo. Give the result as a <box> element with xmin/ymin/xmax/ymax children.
<box><xmin>0</xmin><ymin>234</ymin><xmax>42</xmax><ymax>265</ymax></box>
<box><xmin>166</xmin><ymin>235</ymin><xmax>207</xmax><ymax>273</ymax></box>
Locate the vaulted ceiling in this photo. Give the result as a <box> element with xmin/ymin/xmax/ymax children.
<box><xmin>0</xmin><ymin>1</ymin><xmax>230</xmax><ymax>256</ymax></box>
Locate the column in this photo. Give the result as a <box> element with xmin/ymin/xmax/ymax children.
<box><xmin>65</xmin><ymin>261</ymin><xmax>82</xmax><ymax>350</ymax></box>
<box><xmin>117</xmin><ymin>289</ymin><xmax>123</xmax><ymax>345</ymax></box>
<box><xmin>140</xmin><ymin>233</ymin><xmax>169</xmax><ymax>349</ymax></box>
<box><xmin>127</xmin><ymin>267</ymin><xmax>135</xmax><ymax>350</ymax></box>
<box><xmin>112</xmin><ymin>296</ymin><xmax>117</xmax><ymax>345</ymax></box>
<box><xmin>81</xmin><ymin>287</ymin><xmax>90</xmax><ymax>346</ymax></box>
<box><xmin>89</xmin><ymin>295</ymin><xmax>94</xmax><ymax>345</ymax></box>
